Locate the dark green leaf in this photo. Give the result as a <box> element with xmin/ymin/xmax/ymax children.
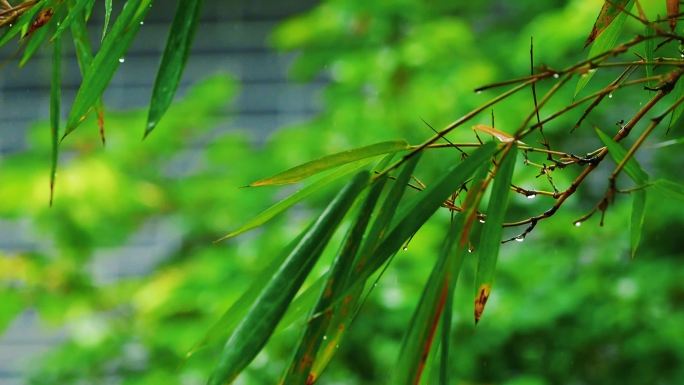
<box><xmin>207</xmin><ymin>171</ymin><xmax>369</xmax><ymax>385</ymax></box>
<box><xmin>249</xmin><ymin>141</ymin><xmax>410</xmax><ymax>186</ymax></box>
<box><xmin>474</xmin><ymin>144</ymin><xmax>517</xmax><ymax>323</ymax></box>
<box><xmin>145</xmin><ymin>0</ymin><xmax>204</xmax><ymax>137</ymax></box>
<box><xmin>654</xmin><ymin>179</ymin><xmax>684</xmax><ymax>201</ymax></box>
<box><xmin>63</xmin><ymin>0</ymin><xmax>152</xmax><ymax>137</ymax></box>
<box><xmin>630</xmin><ymin>190</ymin><xmax>646</xmax><ymax>258</ymax></box>
<box><xmin>595</xmin><ymin>128</ymin><xmax>648</xmax><ymax>185</ymax></box>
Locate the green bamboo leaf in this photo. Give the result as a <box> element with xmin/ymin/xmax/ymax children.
<box><xmin>102</xmin><ymin>0</ymin><xmax>112</xmax><ymax>41</ymax></box>
<box><xmin>19</xmin><ymin>15</ymin><xmax>53</xmax><ymax>67</ymax></box>
<box><xmin>145</xmin><ymin>0</ymin><xmax>204</xmax><ymax>137</ymax></box>
<box><xmin>63</xmin><ymin>0</ymin><xmax>152</xmax><ymax>137</ymax></box>
<box><xmin>654</xmin><ymin>179</ymin><xmax>684</xmax><ymax>201</ymax></box>
<box><xmin>473</xmin><ymin>145</ymin><xmax>517</xmax><ymax>324</ymax></box>
<box><xmin>630</xmin><ymin>190</ymin><xmax>646</xmax><ymax>258</ymax></box>
<box><xmin>668</xmin><ymin>77</ymin><xmax>684</xmax><ymax>131</ymax></box>
<box><xmin>576</xmin><ymin>1</ymin><xmax>633</xmax><ymax>96</ymax></box>
<box><xmin>207</xmin><ymin>172</ymin><xmax>370</xmax><ymax>385</ymax></box>
<box><xmin>308</xmin><ymin>154</ymin><xmax>421</xmax><ymax>379</ymax></box>
<box><xmin>50</xmin><ymin>0</ymin><xmax>92</xmax><ymax>40</ymax></box>
<box><xmin>281</xmin><ymin>175</ymin><xmax>387</xmax><ymax>385</ymax></box>
<box><xmin>49</xmin><ymin>33</ymin><xmax>61</xmax><ymax>206</ymax></box>
<box><xmin>595</xmin><ymin>128</ymin><xmax>648</xmax><ymax>184</ymax></box>
<box><xmin>393</xmin><ymin>164</ymin><xmax>489</xmax><ymax>385</ymax></box>
<box><xmin>69</xmin><ymin>3</ymin><xmax>106</xmax><ymax>145</ymax></box>
<box><xmin>217</xmin><ymin>160</ymin><xmax>372</xmax><ymax>242</ymax></box>
<box><xmin>335</xmin><ymin>142</ymin><xmax>498</xmax><ymax>311</ymax></box>
<box><xmin>0</xmin><ymin>1</ymin><xmax>44</xmax><ymax>47</ymax></box>
<box><xmin>249</xmin><ymin>140</ymin><xmax>410</xmax><ymax>186</ymax></box>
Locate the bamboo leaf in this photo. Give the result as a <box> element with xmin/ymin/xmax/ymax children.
<box><xmin>63</xmin><ymin>0</ymin><xmax>152</xmax><ymax>137</ymax></box>
<box><xmin>668</xmin><ymin>76</ymin><xmax>684</xmax><ymax>131</ymax></box>
<box><xmin>576</xmin><ymin>1</ymin><xmax>633</xmax><ymax>96</ymax></box>
<box><xmin>102</xmin><ymin>0</ymin><xmax>112</xmax><ymax>41</ymax></box>
<box><xmin>393</xmin><ymin>164</ymin><xmax>489</xmax><ymax>385</ymax></box>
<box><xmin>584</xmin><ymin>0</ymin><xmax>631</xmax><ymax>46</ymax></box>
<box><xmin>0</xmin><ymin>1</ymin><xmax>44</xmax><ymax>47</ymax></box>
<box><xmin>630</xmin><ymin>190</ymin><xmax>646</xmax><ymax>258</ymax></box>
<box><xmin>19</xmin><ymin>11</ymin><xmax>55</xmax><ymax>67</ymax></box>
<box><xmin>207</xmin><ymin>172</ymin><xmax>370</xmax><ymax>385</ymax></box>
<box><xmin>472</xmin><ymin>124</ymin><xmax>515</xmax><ymax>143</ymax></box>
<box><xmin>249</xmin><ymin>140</ymin><xmax>410</xmax><ymax>186</ymax></box>
<box><xmin>49</xmin><ymin>33</ymin><xmax>61</xmax><ymax>206</ymax></box>
<box><xmin>50</xmin><ymin>0</ymin><xmax>92</xmax><ymax>40</ymax></box>
<box><xmin>654</xmin><ymin>179</ymin><xmax>684</xmax><ymax>201</ymax></box>
<box><xmin>145</xmin><ymin>0</ymin><xmax>204</xmax><ymax>137</ymax></box>
<box><xmin>595</xmin><ymin>128</ymin><xmax>648</xmax><ymax>184</ymax></box>
<box><xmin>217</xmin><ymin>159</ymin><xmax>371</xmax><ymax>241</ymax></box>
<box><xmin>473</xmin><ymin>145</ymin><xmax>517</xmax><ymax>324</ymax></box>
<box><xmin>281</xmin><ymin>174</ymin><xmax>387</xmax><ymax>385</ymax></box>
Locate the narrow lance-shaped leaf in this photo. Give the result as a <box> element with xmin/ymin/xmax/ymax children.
<box><xmin>207</xmin><ymin>171</ymin><xmax>370</xmax><ymax>385</ymax></box>
<box><xmin>50</xmin><ymin>0</ymin><xmax>93</xmax><ymax>41</ymax></box>
<box><xmin>0</xmin><ymin>1</ymin><xmax>44</xmax><ymax>47</ymax></box>
<box><xmin>249</xmin><ymin>140</ymin><xmax>410</xmax><ymax>186</ymax></box>
<box><xmin>19</xmin><ymin>5</ymin><xmax>59</xmax><ymax>67</ymax></box>
<box><xmin>576</xmin><ymin>0</ymin><xmax>633</xmax><ymax>96</ymax></box>
<box><xmin>393</xmin><ymin>164</ymin><xmax>490</xmax><ymax>385</ymax></box>
<box><xmin>630</xmin><ymin>190</ymin><xmax>646</xmax><ymax>258</ymax></box>
<box><xmin>70</xmin><ymin>3</ymin><xmax>106</xmax><ymax>145</ymax></box>
<box><xmin>49</xmin><ymin>32</ymin><xmax>61</xmax><ymax>206</ymax></box>
<box><xmin>474</xmin><ymin>144</ymin><xmax>517</xmax><ymax>324</ymax></box>
<box><xmin>584</xmin><ymin>0</ymin><xmax>631</xmax><ymax>47</ymax></box>
<box><xmin>101</xmin><ymin>0</ymin><xmax>112</xmax><ymax>41</ymax></box>
<box><xmin>64</xmin><ymin>0</ymin><xmax>152</xmax><ymax>137</ymax></box>
<box><xmin>595</xmin><ymin>128</ymin><xmax>648</xmax><ymax>185</ymax></box>
<box><xmin>654</xmin><ymin>179</ymin><xmax>684</xmax><ymax>201</ymax></box>
<box><xmin>217</xmin><ymin>159</ymin><xmax>372</xmax><ymax>241</ymax></box>
<box><xmin>308</xmin><ymin>154</ymin><xmax>421</xmax><ymax>380</ymax></box>
<box><xmin>280</xmin><ymin>174</ymin><xmax>387</xmax><ymax>385</ymax></box>
<box><xmin>145</xmin><ymin>0</ymin><xmax>204</xmax><ymax>137</ymax></box>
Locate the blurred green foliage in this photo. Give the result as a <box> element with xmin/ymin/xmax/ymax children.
<box><xmin>1</xmin><ymin>0</ymin><xmax>684</xmax><ymax>384</ymax></box>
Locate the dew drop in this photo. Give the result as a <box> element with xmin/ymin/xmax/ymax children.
<box><xmin>526</xmin><ymin>193</ymin><xmax>536</xmax><ymax>199</ymax></box>
<box><xmin>140</xmin><ymin>21</ymin><xmax>144</xmax><ymax>25</ymax></box>
<box><xmin>402</xmin><ymin>246</ymin><xmax>408</xmax><ymax>251</ymax></box>
<box><xmin>476</xmin><ymin>90</ymin><xmax>482</xmax><ymax>95</ymax></box>
<box><xmin>553</xmin><ymin>73</ymin><xmax>560</xmax><ymax>79</ymax></box>
<box><xmin>574</xmin><ymin>221</ymin><xmax>582</xmax><ymax>227</ymax></box>
<box><xmin>468</xmin><ymin>247</ymin><xmax>473</xmax><ymax>253</ymax></box>
<box><xmin>479</xmin><ymin>219</ymin><xmax>485</xmax><ymax>224</ymax></box>
<box><xmin>515</xmin><ymin>236</ymin><xmax>525</xmax><ymax>242</ymax></box>
<box><xmin>118</xmin><ymin>57</ymin><xmax>125</xmax><ymax>63</ymax></box>
<box><xmin>608</xmin><ymin>93</ymin><xmax>613</xmax><ymax>98</ymax></box>
<box><xmin>680</xmin><ymin>53</ymin><xmax>684</xmax><ymax>58</ymax></box>
<box><xmin>323</xmin><ymin>335</ymin><xmax>328</xmax><ymax>341</ymax></box>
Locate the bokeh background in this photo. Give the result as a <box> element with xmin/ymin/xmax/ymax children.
<box><xmin>1</xmin><ymin>0</ymin><xmax>683</xmax><ymax>384</ymax></box>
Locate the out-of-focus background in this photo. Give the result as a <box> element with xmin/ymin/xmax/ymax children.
<box><xmin>1</xmin><ymin>0</ymin><xmax>683</xmax><ymax>384</ymax></box>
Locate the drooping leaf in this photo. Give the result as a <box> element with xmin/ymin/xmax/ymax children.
<box><xmin>49</xmin><ymin>33</ymin><xmax>61</xmax><ymax>206</ymax></box>
<box><xmin>584</xmin><ymin>0</ymin><xmax>631</xmax><ymax>47</ymax></box>
<box><xmin>576</xmin><ymin>1</ymin><xmax>633</xmax><ymax>96</ymax></box>
<box><xmin>667</xmin><ymin>0</ymin><xmax>679</xmax><ymax>31</ymax></box>
<box><xmin>280</xmin><ymin>174</ymin><xmax>387</xmax><ymax>385</ymax></box>
<box><xmin>102</xmin><ymin>0</ymin><xmax>112</xmax><ymax>41</ymax></box>
<box><xmin>63</xmin><ymin>0</ymin><xmax>152</xmax><ymax>137</ymax></box>
<box><xmin>207</xmin><ymin>172</ymin><xmax>369</xmax><ymax>385</ymax></box>
<box><xmin>630</xmin><ymin>190</ymin><xmax>646</xmax><ymax>258</ymax></box>
<box><xmin>145</xmin><ymin>0</ymin><xmax>204</xmax><ymax>137</ymax></box>
<box><xmin>392</xmin><ymin>164</ymin><xmax>489</xmax><ymax>385</ymax></box>
<box><xmin>216</xmin><ymin>159</ymin><xmax>372</xmax><ymax>241</ymax></box>
<box><xmin>654</xmin><ymin>179</ymin><xmax>684</xmax><ymax>201</ymax></box>
<box><xmin>473</xmin><ymin>144</ymin><xmax>517</xmax><ymax>324</ymax></box>
<box><xmin>19</xmin><ymin>7</ymin><xmax>58</xmax><ymax>67</ymax></box>
<box><xmin>249</xmin><ymin>140</ymin><xmax>410</xmax><ymax>186</ymax></box>
<box><xmin>595</xmin><ymin>128</ymin><xmax>648</xmax><ymax>184</ymax></box>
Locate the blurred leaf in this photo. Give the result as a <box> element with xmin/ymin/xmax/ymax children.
<box><xmin>584</xmin><ymin>0</ymin><xmax>631</xmax><ymax>46</ymax></box>
<box><xmin>474</xmin><ymin>144</ymin><xmax>517</xmax><ymax>324</ymax></box>
<box><xmin>49</xmin><ymin>32</ymin><xmax>61</xmax><ymax>206</ymax></box>
<box><xmin>249</xmin><ymin>140</ymin><xmax>410</xmax><ymax>186</ymax></box>
<box><xmin>576</xmin><ymin>1</ymin><xmax>633</xmax><ymax>96</ymax></box>
<box><xmin>630</xmin><ymin>190</ymin><xmax>646</xmax><ymax>258</ymax></box>
<box><xmin>217</xmin><ymin>159</ymin><xmax>371</xmax><ymax>241</ymax></box>
<box><xmin>207</xmin><ymin>172</ymin><xmax>370</xmax><ymax>385</ymax></box>
<box><xmin>595</xmin><ymin>128</ymin><xmax>648</xmax><ymax>185</ymax></box>
<box><xmin>281</xmin><ymin>174</ymin><xmax>386</xmax><ymax>384</ymax></box>
<box><xmin>654</xmin><ymin>179</ymin><xmax>684</xmax><ymax>201</ymax></box>
<box><xmin>101</xmin><ymin>0</ymin><xmax>111</xmax><ymax>41</ymax></box>
<box><xmin>64</xmin><ymin>0</ymin><xmax>152</xmax><ymax>137</ymax></box>
<box><xmin>145</xmin><ymin>0</ymin><xmax>204</xmax><ymax>137</ymax></box>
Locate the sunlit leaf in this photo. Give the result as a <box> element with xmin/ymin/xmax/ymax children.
<box><xmin>145</xmin><ymin>0</ymin><xmax>204</xmax><ymax>137</ymax></box>
<box><xmin>630</xmin><ymin>190</ymin><xmax>646</xmax><ymax>258</ymax></box>
<box><xmin>49</xmin><ymin>33</ymin><xmax>61</xmax><ymax>206</ymax></box>
<box><xmin>207</xmin><ymin>172</ymin><xmax>369</xmax><ymax>385</ymax></box>
<box><xmin>595</xmin><ymin>128</ymin><xmax>648</xmax><ymax>184</ymax></box>
<box><xmin>576</xmin><ymin>1</ymin><xmax>633</xmax><ymax>96</ymax></box>
<box><xmin>473</xmin><ymin>144</ymin><xmax>517</xmax><ymax>324</ymax></box>
<box><xmin>217</xmin><ymin>159</ymin><xmax>372</xmax><ymax>241</ymax></box>
<box><xmin>472</xmin><ymin>124</ymin><xmax>515</xmax><ymax>143</ymax></box>
<box><xmin>249</xmin><ymin>140</ymin><xmax>410</xmax><ymax>186</ymax></box>
<box><xmin>63</xmin><ymin>0</ymin><xmax>152</xmax><ymax>137</ymax></box>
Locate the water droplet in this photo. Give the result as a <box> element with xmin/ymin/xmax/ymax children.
<box><xmin>574</xmin><ymin>221</ymin><xmax>582</xmax><ymax>227</ymax></box>
<box><xmin>118</xmin><ymin>57</ymin><xmax>125</xmax><ymax>63</ymax></box>
<box><xmin>515</xmin><ymin>236</ymin><xmax>525</xmax><ymax>242</ymax></box>
<box><xmin>680</xmin><ymin>53</ymin><xmax>683</xmax><ymax>58</ymax></box>
<box><xmin>608</xmin><ymin>93</ymin><xmax>613</xmax><ymax>98</ymax></box>
<box><xmin>323</xmin><ymin>335</ymin><xmax>328</xmax><ymax>340</ymax></box>
<box><xmin>402</xmin><ymin>246</ymin><xmax>408</xmax><ymax>251</ymax></box>
<box><xmin>467</xmin><ymin>247</ymin><xmax>473</xmax><ymax>253</ymax></box>
<box><xmin>476</xmin><ymin>90</ymin><xmax>482</xmax><ymax>95</ymax></box>
<box><xmin>553</xmin><ymin>73</ymin><xmax>560</xmax><ymax>79</ymax></box>
<box><xmin>526</xmin><ymin>193</ymin><xmax>536</xmax><ymax>199</ymax></box>
<box><xmin>479</xmin><ymin>219</ymin><xmax>485</xmax><ymax>224</ymax></box>
<box><xmin>140</xmin><ymin>21</ymin><xmax>144</xmax><ymax>25</ymax></box>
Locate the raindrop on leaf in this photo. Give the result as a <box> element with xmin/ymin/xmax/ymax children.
<box><xmin>515</xmin><ymin>236</ymin><xmax>525</xmax><ymax>242</ymax></box>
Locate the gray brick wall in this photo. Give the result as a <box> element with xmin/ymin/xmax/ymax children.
<box><xmin>0</xmin><ymin>0</ymin><xmax>321</xmax><ymax>383</ymax></box>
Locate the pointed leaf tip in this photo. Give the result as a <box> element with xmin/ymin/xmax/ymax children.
<box><xmin>474</xmin><ymin>284</ymin><xmax>491</xmax><ymax>324</ymax></box>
